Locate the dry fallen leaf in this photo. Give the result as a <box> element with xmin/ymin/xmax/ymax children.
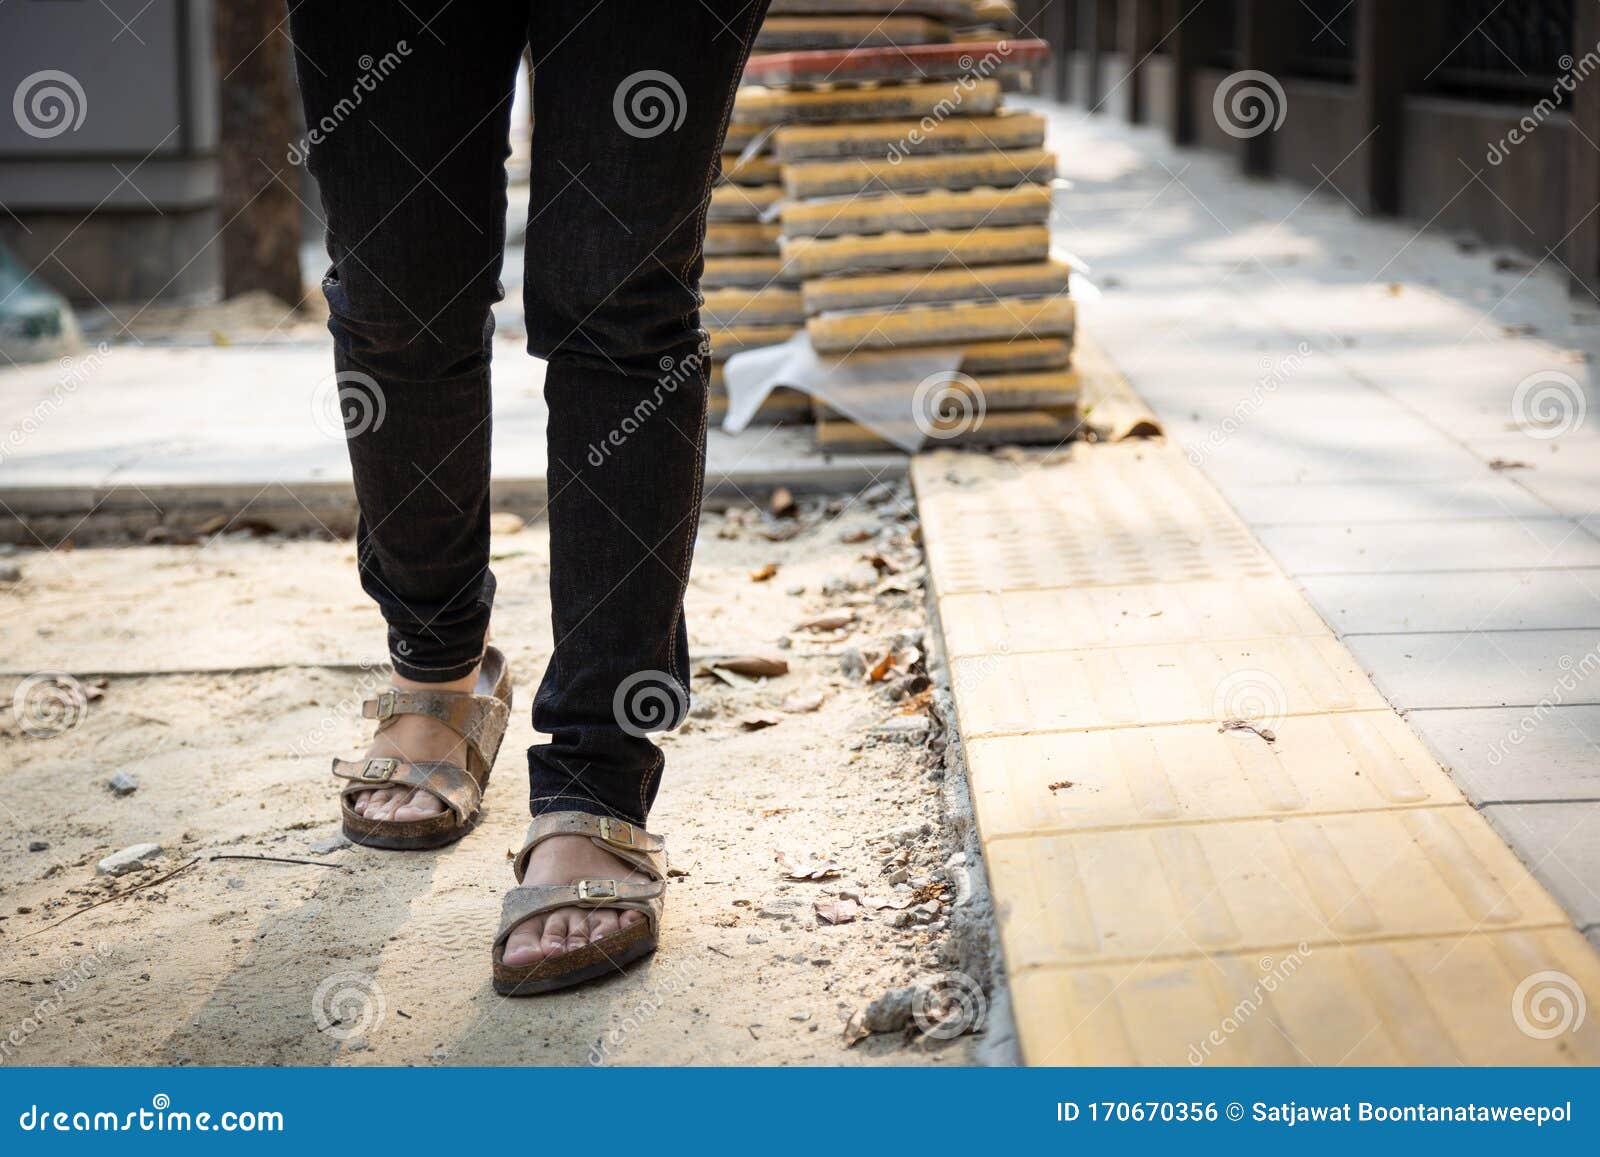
<box><xmin>797</xmin><ymin>609</ymin><xmax>855</xmax><ymax>631</ymax></box>
<box><xmin>738</xmin><ymin>712</ymin><xmax>783</xmax><ymax>731</ymax></box>
<box><xmin>814</xmin><ymin>898</ymin><xmax>861</xmax><ymax>925</ymax></box>
<box><xmin>769</xmin><ymin>486</ymin><xmax>797</xmax><ymax>518</ymax></box>
<box><xmin>749</xmin><ymin>563</ymin><xmax>778</xmax><ymax>582</ymax></box>
<box><xmin>865</xmin><ymin>651</ymin><xmax>895</xmax><ymax>683</ymax></box>
<box><xmin>1219</xmin><ymin>718</ymin><xmax>1277</xmax><ymax>743</ymax></box>
<box><xmin>712</xmin><ymin>655</ymin><xmax>789</xmax><ymax>678</ymax></box>
<box><xmin>775</xmin><ymin>849</ymin><xmax>841</xmax><ymax>880</ymax></box>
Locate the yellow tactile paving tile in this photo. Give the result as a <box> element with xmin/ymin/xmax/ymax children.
<box><xmin>925</xmin><ymin>508</ymin><xmax>1276</xmax><ymax>592</ymax></box>
<box><xmin>781</xmin><ymin>186</ymin><xmax>1054</xmax><ymax>240</ymax></box>
<box><xmin>708</xmin><ymin>182</ymin><xmax>783</xmax><ymax>223</ymax></box>
<box><xmin>781</xmin><ymin>224</ymin><xmax>1050</xmax><ymax>279</ymax></box>
<box><xmin>964</xmin><ymin>711</ymin><xmax>1462</xmax><ymax>838</ymax></box>
<box><xmin>733</xmin><ymin>79</ymin><xmax>999</xmax><ymax>126</ymax></box>
<box><xmin>948</xmin><ymin>636</ymin><xmax>1388</xmax><ymax>738</ymax></box>
<box><xmin>986</xmin><ymin>807</ymin><xmax>1568</xmax><ymax>973</ymax></box>
<box><xmin>809</xmin><ymin>295</ymin><xmax>1073</xmax><ymax>353</ymax></box>
<box><xmin>772</xmin><ymin>111</ymin><xmax>1047</xmax><ymax>162</ymax></box>
<box><xmin>803</xmin><ymin>259</ymin><xmax>1069</xmax><ymax>312</ymax></box>
<box><xmin>1011</xmin><ymin>927</ymin><xmax>1600</xmax><ymax>1066</ymax></box>
<box><xmin>938</xmin><ymin>578</ymin><xmax>1330</xmax><ymax>659</ymax></box>
<box><xmin>784</xmin><ymin>148</ymin><xmax>1056</xmax><ymax>199</ymax></box>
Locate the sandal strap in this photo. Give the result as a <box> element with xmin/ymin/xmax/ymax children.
<box><xmin>331</xmin><ymin>757</ymin><xmax>483</xmax><ymax>824</ymax></box>
<box><xmin>493</xmin><ymin>880</ymin><xmax>665</xmax><ymax>950</ymax></box>
<box><xmin>512</xmin><ymin>811</ymin><xmax>666</xmax><ymax>883</ymax></box>
<box><xmin>361</xmin><ymin>689</ymin><xmax>509</xmax><ymax>771</ymax></box>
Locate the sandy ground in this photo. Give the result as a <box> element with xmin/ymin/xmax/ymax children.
<box><xmin>0</xmin><ymin>484</ymin><xmax>997</xmax><ymax>1066</ymax></box>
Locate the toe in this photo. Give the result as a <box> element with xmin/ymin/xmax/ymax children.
<box><xmin>361</xmin><ymin>788</ymin><xmax>395</xmax><ymax>820</ymax></box>
<box><xmin>582</xmin><ymin>909</ymin><xmax>621</xmax><ymax>945</ymax></box>
<box><xmin>392</xmin><ymin>789</ymin><xmax>445</xmax><ymax>822</ymax></box>
<box><xmin>501</xmin><ymin>916</ymin><xmax>546</xmax><ymax>967</ymax></box>
<box><xmin>541</xmin><ymin>910</ymin><xmax>574</xmax><ymax>958</ymax></box>
<box><xmin>618</xmin><ymin>909</ymin><xmax>645</xmax><ymax>930</ymax></box>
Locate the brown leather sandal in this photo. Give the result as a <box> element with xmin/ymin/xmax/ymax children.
<box><xmin>331</xmin><ymin>647</ymin><xmax>513</xmax><ymax>851</ymax></box>
<box><xmin>491</xmin><ymin>812</ymin><xmax>666</xmax><ymax>995</ymax></box>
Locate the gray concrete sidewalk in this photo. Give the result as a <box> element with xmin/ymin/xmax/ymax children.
<box><xmin>1038</xmin><ymin>98</ymin><xmax>1600</xmax><ymax>949</ymax></box>
<box><xmin>0</xmin><ymin>337</ymin><xmax>902</xmax><ymax>542</ymax></box>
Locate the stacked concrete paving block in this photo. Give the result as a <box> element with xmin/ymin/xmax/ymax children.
<box><xmin>712</xmin><ymin>0</ymin><xmax>1079</xmax><ymax>449</ymax></box>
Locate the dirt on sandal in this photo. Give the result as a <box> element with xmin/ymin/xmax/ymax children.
<box><xmin>0</xmin><ymin>481</ymin><xmax>999</xmax><ymax>1066</ymax></box>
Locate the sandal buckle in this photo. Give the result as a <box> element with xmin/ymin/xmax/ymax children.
<box><xmin>576</xmin><ymin>879</ymin><xmax>617</xmax><ymax>901</ymax></box>
<box><xmin>373</xmin><ymin>690</ymin><xmax>398</xmax><ymax>720</ymax></box>
<box><xmin>361</xmin><ymin>757</ymin><xmax>397</xmax><ymax>781</ymax></box>
<box><xmin>597</xmin><ymin>817</ymin><xmax>635</xmax><ymax>848</ymax></box>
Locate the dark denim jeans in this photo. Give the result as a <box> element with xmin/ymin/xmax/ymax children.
<box><xmin>289</xmin><ymin>0</ymin><xmax>769</xmax><ymax>823</ymax></box>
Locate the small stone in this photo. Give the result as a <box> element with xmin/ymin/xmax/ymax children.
<box><xmin>96</xmin><ymin>843</ymin><xmax>163</xmax><ymax>876</ymax></box>
<box><xmin>344</xmin><ymin>1036</ymin><xmax>370</xmax><ymax>1052</ymax></box>
<box><xmin>227</xmin><ymin>878</ymin><xmax>246</xmax><ymax>891</ymax></box>
<box><xmin>862</xmin><ymin>984</ymin><xmax>921</xmax><ymax>1032</ymax></box>
<box><xmin>28</xmin><ymin>841</ymin><xmax>48</xmax><ymax>852</ymax></box>
<box><xmin>107</xmin><ymin>771</ymin><xmax>140</xmax><ymax>796</ymax></box>
<box><xmin>308</xmin><ymin>835</ymin><xmax>351</xmax><ymax>855</ymax></box>
<box><xmin>0</xmin><ymin>563</ymin><xmax>21</xmax><ymax>583</ymax></box>
<box><xmin>839</xmin><ymin>648</ymin><xmax>867</xmax><ymax>680</ymax></box>
<box><xmin>870</xmin><ymin>715</ymin><xmax>931</xmax><ymax>743</ymax></box>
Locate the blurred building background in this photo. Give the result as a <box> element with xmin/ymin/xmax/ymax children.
<box><xmin>1019</xmin><ymin>0</ymin><xmax>1600</xmax><ymax>296</ymax></box>
<box><xmin>2</xmin><ymin>0</ymin><xmax>1596</xmax><ymax>313</ymax></box>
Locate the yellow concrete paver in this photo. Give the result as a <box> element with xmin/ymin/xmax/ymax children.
<box><xmin>965</xmin><ymin>711</ymin><xmax>1462</xmax><ymax>837</ymax></box>
<box><xmin>1011</xmin><ymin>928</ymin><xmax>1600</xmax><ymax>1065</ymax></box>
<box><xmin>948</xmin><ymin>636</ymin><xmax>1388</xmax><ymax>738</ymax></box>
<box><xmin>913</xmin><ymin>440</ymin><xmax>1599</xmax><ymax>1065</ymax></box>
<box><xmin>986</xmin><ymin>808</ymin><xmax>1566</xmax><ymax>972</ymax></box>
<box><xmin>938</xmin><ymin>578</ymin><xmax>1330</xmax><ymax>658</ymax></box>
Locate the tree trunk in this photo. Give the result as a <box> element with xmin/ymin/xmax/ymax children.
<box><xmin>215</xmin><ymin>0</ymin><xmax>302</xmax><ymax>305</ymax></box>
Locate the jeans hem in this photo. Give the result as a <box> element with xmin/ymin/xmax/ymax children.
<box><xmin>390</xmin><ymin>654</ymin><xmax>482</xmax><ymax>683</ymax></box>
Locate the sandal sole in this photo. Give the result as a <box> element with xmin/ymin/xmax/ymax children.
<box><xmin>341</xmin><ymin>807</ymin><xmax>483</xmax><ymax>851</ymax></box>
<box><xmin>493</xmin><ymin>921</ymin><xmax>658</xmax><ymax>996</ymax></box>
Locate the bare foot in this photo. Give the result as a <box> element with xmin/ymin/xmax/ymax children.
<box><xmin>499</xmin><ymin>834</ymin><xmax>649</xmax><ymax>965</ymax></box>
<box><xmin>353</xmin><ymin>665</ymin><xmax>478</xmax><ymax>823</ymax></box>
